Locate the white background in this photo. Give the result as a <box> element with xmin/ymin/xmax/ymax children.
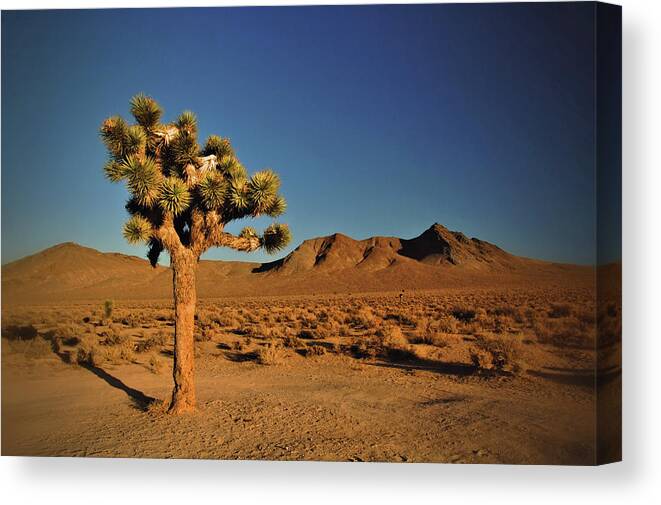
<box><xmin>1</xmin><ymin>0</ymin><xmax>659</xmax><ymax>503</ymax></box>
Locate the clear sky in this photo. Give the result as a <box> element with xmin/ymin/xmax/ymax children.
<box><xmin>2</xmin><ymin>3</ymin><xmax>618</xmax><ymax>266</ymax></box>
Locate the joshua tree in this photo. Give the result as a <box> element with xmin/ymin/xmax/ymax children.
<box><xmin>100</xmin><ymin>95</ymin><xmax>291</xmax><ymax>414</ymax></box>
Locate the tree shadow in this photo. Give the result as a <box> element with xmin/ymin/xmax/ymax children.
<box><xmin>366</xmin><ymin>356</ymin><xmax>479</xmax><ymax>378</ymax></box>
<box><xmin>79</xmin><ymin>362</ymin><xmax>157</xmax><ymax>411</ymax></box>
<box><xmin>527</xmin><ymin>365</ymin><xmax>621</xmax><ymax>388</ymax></box>
<box><xmin>222</xmin><ymin>350</ymin><xmax>258</xmax><ymax>363</ymax></box>
<box><xmin>527</xmin><ymin>368</ymin><xmax>595</xmax><ymax>388</ymax></box>
<box><xmin>2</xmin><ymin>324</ymin><xmax>39</xmax><ymax>341</ymax></box>
<box><xmin>52</xmin><ymin>349</ymin><xmax>157</xmax><ymax>412</ymax></box>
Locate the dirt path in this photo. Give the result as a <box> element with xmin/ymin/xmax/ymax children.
<box><xmin>2</xmin><ymin>352</ymin><xmax>595</xmax><ymax>464</ymax></box>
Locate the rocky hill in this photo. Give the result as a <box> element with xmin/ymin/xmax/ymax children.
<box><xmin>2</xmin><ymin>224</ymin><xmax>592</xmax><ymax>303</ymax></box>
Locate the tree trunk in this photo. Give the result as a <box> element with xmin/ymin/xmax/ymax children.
<box><xmin>168</xmin><ymin>250</ymin><xmax>197</xmax><ymax>414</ymax></box>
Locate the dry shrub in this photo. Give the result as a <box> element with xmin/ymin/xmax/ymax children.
<box><xmin>216</xmin><ymin>310</ymin><xmax>242</xmax><ymax>328</ymax></box>
<box><xmin>410</xmin><ymin>331</ymin><xmax>449</xmax><ymax>348</ymax></box>
<box><xmin>410</xmin><ymin>318</ymin><xmax>449</xmax><ymax>347</ymax></box>
<box><xmin>326</xmin><ymin>308</ymin><xmax>346</xmax><ymax>325</ymax></box>
<box><xmin>256</xmin><ymin>339</ymin><xmax>284</xmax><ymax>365</ymax></box>
<box><xmin>350</xmin><ymin>337</ymin><xmax>377</xmax><ymax>359</ymax></box>
<box><xmin>548</xmin><ymin>303</ymin><xmax>572</xmax><ymax>319</ymax></box>
<box><xmin>384</xmin><ymin>311</ymin><xmax>416</xmax><ymax>326</ymax></box>
<box><xmin>470</xmin><ymin>334</ymin><xmax>523</xmax><ymax>373</ymax></box>
<box><xmin>375</xmin><ymin>325</ymin><xmax>408</xmax><ymax>348</ymax></box>
<box><xmin>194</xmin><ymin>328</ymin><xmax>213</xmax><ymax>342</ymax></box>
<box><xmin>76</xmin><ymin>339</ymin><xmax>104</xmax><ymax>367</ymax></box>
<box><xmin>137</xmin><ymin>332</ymin><xmax>168</xmax><ymax>352</ymax></box>
<box><xmin>113</xmin><ymin>340</ymin><xmax>135</xmax><ymax>362</ymax></box>
<box><xmin>524</xmin><ymin>308</ymin><xmax>538</xmax><ymax>326</ymax></box>
<box><xmin>282</xmin><ymin>334</ymin><xmax>303</xmax><ymax>348</ymax></box>
<box><xmin>460</xmin><ymin>320</ymin><xmax>482</xmax><ymax>335</ymax></box>
<box><xmin>347</xmin><ymin>307</ymin><xmax>377</xmax><ymax>329</ymax></box>
<box><xmin>493</xmin><ymin>315</ymin><xmax>515</xmax><ymax>334</ymax></box>
<box><xmin>436</xmin><ymin>315</ymin><xmax>458</xmax><ymax>334</ymax></box>
<box><xmin>65</xmin><ymin>349</ymin><xmax>78</xmax><ymax>364</ymax></box>
<box><xmin>451</xmin><ymin>307</ymin><xmax>476</xmax><ymax>323</ymax></box>
<box><xmin>256</xmin><ymin>324</ymin><xmax>274</xmax><ymax>338</ymax></box>
<box><xmin>298</xmin><ymin>329</ymin><xmax>320</xmax><ymax>340</ymax></box>
<box><xmin>54</xmin><ymin>323</ymin><xmax>84</xmax><ymax>346</ymax></box>
<box><xmin>469</xmin><ymin>347</ymin><xmax>492</xmax><ymax>369</ymax></box>
<box><xmin>6</xmin><ymin>336</ymin><xmax>52</xmax><ymax>359</ymax></box>
<box><xmin>104</xmin><ymin>329</ymin><xmax>130</xmax><ymax>346</ymax></box>
<box><xmin>152</xmin><ymin>330</ymin><xmax>169</xmax><ymax>347</ymax></box>
<box><xmin>535</xmin><ymin>318</ymin><xmax>595</xmax><ymax>349</ymax></box>
<box><xmin>475</xmin><ymin>308</ymin><xmax>488</xmax><ymax>321</ymax></box>
<box><xmin>121</xmin><ymin>313</ymin><xmax>145</xmax><ymax>328</ymax></box>
<box><xmin>320</xmin><ymin>320</ymin><xmax>341</xmax><ymax>338</ymax></box>
<box><xmin>492</xmin><ymin>305</ymin><xmax>524</xmax><ymax>322</ymax></box>
<box><xmin>373</xmin><ymin>325</ymin><xmax>416</xmax><ymax>360</ymax></box>
<box><xmin>302</xmin><ymin>344</ymin><xmax>326</xmax><ymax>357</ymax></box>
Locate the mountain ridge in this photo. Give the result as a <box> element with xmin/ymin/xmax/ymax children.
<box><xmin>2</xmin><ymin>223</ymin><xmax>593</xmax><ymax>303</ymax></box>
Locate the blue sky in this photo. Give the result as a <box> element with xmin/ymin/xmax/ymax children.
<box><xmin>2</xmin><ymin>4</ymin><xmax>617</xmax><ymax>266</ymax></box>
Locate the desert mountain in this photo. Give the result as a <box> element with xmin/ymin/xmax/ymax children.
<box><xmin>261</xmin><ymin>223</ymin><xmax>527</xmax><ymax>274</ymax></box>
<box><xmin>2</xmin><ymin>224</ymin><xmax>591</xmax><ymax>303</ymax></box>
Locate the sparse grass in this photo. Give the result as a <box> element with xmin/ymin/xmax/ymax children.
<box><xmin>3</xmin><ymin>287</ymin><xmax>602</xmax><ymax>377</ymax></box>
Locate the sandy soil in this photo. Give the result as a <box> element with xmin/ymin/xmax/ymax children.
<box><xmin>3</xmin><ymin>342</ymin><xmax>598</xmax><ymax>464</ymax></box>
<box><xmin>1</xmin><ymin>281</ymin><xmax>621</xmax><ymax>464</ymax></box>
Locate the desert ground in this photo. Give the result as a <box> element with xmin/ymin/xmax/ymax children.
<box><xmin>1</xmin><ymin>225</ymin><xmax>621</xmax><ymax>463</ymax></box>
<box><xmin>2</xmin><ymin>285</ymin><xmax>620</xmax><ymax>464</ymax></box>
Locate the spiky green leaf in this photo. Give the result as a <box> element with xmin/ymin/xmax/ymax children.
<box><xmin>124</xmin><ymin>125</ymin><xmax>146</xmax><ymax>157</ymax></box>
<box><xmin>123</xmin><ymin>215</ymin><xmax>152</xmax><ymax>244</ymax></box>
<box><xmin>130</xmin><ymin>94</ymin><xmax>162</xmax><ymax>129</ymax></box>
<box><xmin>175</xmin><ymin>110</ymin><xmax>197</xmax><ymax>135</ymax></box>
<box><xmin>100</xmin><ymin>116</ymin><xmax>129</xmax><ymax>158</ymax></box>
<box><xmin>203</xmin><ymin>135</ymin><xmax>234</xmax><ymax>160</ymax></box>
<box><xmin>158</xmin><ymin>177</ymin><xmax>191</xmax><ymax>215</ymax></box>
<box><xmin>103</xmin><ymin>160</ymin><xmax>127</xmax><ymax>183</ymax></box>
<box><xmin>198</xmin><ymin>173</ymin><xmax>227</xmax><ymax>210</ymax></box>
<box><xmin>170</xmin><ymin>131</ymin><xmax>199</xmax><ymax>166</ymax></box>
<box><xmin>124</xmin><ymin>156</ymin><xmax>161</xmax><ymax>207</ymax></box>
<box><xmin>265</xmin><ymin>194</ymin><xmax>287</xmax><ymax>217</ymax></box>
<box><xmin>261</xmin><ymin>223</ymin><xmax>292</xmax><ymax>254</ymax></box>
<box><xmin>228</xmin><ymin>178</ymin><xmax>249</xmax><ymax>210</ymax></box>
<box><xmin>248</xmin><ymin>170</ymin><xmax>280</xmax><ymax>214</ymax></box>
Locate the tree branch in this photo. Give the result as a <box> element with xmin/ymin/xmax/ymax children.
<box><xmin>210</xmin><ymin>231</ymin><xmax>261</xmax><ymax>252</ymax></box>
<box><xmin>155</xmin><ymin>212</ymin><xmax>183</xmax><ymax>255</ymax></box>
<box><xmin>189</xmin><ymin>208</ymin><xmax>208</xmax><ymax>257</ymax></box>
